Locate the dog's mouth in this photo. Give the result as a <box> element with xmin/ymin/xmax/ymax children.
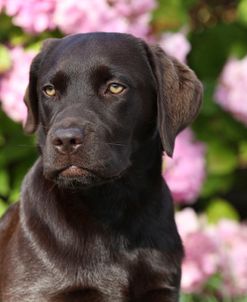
<box><xmin>46</xmin><ymin>164</ymin><xmax>130</xmax><ymax>189</ymax></box>
<box><xmin>60</xmin><ymin>165</ymin><xmax>93</xmax><ymax>178</ymax></box>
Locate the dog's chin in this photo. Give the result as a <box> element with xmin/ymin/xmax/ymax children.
<box><xmin>45</xmin><ymin>165</ymin><xmax>126</xmax><ymax>190</ymax></box>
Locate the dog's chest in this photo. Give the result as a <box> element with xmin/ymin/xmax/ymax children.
<box><xmin>6</xmin><ymin>236</ymin><xmax>130</xmax><ymax>302</ymax></box>
<box><xmin>50</xmin><ymin>261</ymin><xmax>129</xmax><ymax>301</ymax></box>
<box><xmin>6</xmin><ymin>258</ymin><xmax>129</xmax><ymax>302</ymax></box>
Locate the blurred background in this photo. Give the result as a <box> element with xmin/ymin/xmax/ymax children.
<box><xmin>0</xmin><ymin>0</ymin><xmax>247</xmax><ymax>300</ymax></box>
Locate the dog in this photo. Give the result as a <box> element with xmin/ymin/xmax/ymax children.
<box><xmin>0</xmin><ymin>32</ymin><xmax>202</xmax><ymax>301</ymax></box>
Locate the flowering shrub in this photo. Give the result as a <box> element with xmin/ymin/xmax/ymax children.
<box><xmin>0</xmin><ymin>0</ymin><xmax>155</xmax><ymax>37</ymax></box>
<box><xmin>212</xmin><ymin>220</ymin><xmax>247</xmax><ymax>297</ymax></box>
<box><xmin>163</xmin><ymin>129</ymin><xmax>206</xmax><ymax>204</ymax></box>
<box><xmin>159</xmin><ymin>32</ymin><xmax>191</xmax><ymax>63</ymax></box>
<box><xmin>3</xmin><ymin>0</ymin><xmax>57</xmax><ymax>33</ymax></box>
<box><xmin>0</xmin><ymin>1</ymin><xmax>247</xmax><ymax>301</ymax></box>
<box><xmin>0</xmin><ymin>47</ymin><xmax>35</xmax><ymax>122</ymax></box>
<box><xmin>176</xmin><ymin>209</ymin><xmax>247</xmax><ymax>298</ymax></box>
<box><xmin>215</xmin><ymin>56</ymin><xmax>247</xmax><ymax>126</ymax></box>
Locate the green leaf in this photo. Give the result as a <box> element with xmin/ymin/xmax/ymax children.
<box><xmin>188</xmin><ymin>23</ymin><xmax>247</xmax><ymax>80</ymax></box>
<box><xmin>201</xmin><ymin>174</ymin><xmax>233</xmax><ymax>197</ymax></box>
<box><xmin>0</xmin><ymin>169</ymin><xmax>9</xmax><ymax>195</ymax></box>
<box><xmin>0</xmin><ymin>44</ymin><xmax>11</xmax><ymax>73</ymax></box>
<box><xmin>0</xmin><ymin>199</ymin><xmax>8</xmax><ymax>217</ymax></box>
<box><xmin>238</xmin><ymin>0</ymin><xmax>247</xmax><ymax>25</ymax></box>
<box><xmin>153</xmin><ymin>0</ymin><xmax>196</xmax><ymax>31</ymax></box>
<box><xmin>207</xmin><ymin>141</ymin><xmax>238</xmax><ymax>175</ymax></box>
<box><xmin>239</xmin><ymin>141</ymin><xmax>247</xmax><ymax>167</ymax></box>
<box><xmin>206</xmin><ymin>198</ymin><xmax>239</xmax><ymax>223</ymax></box>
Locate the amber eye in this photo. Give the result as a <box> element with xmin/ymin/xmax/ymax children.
<box><xmin>43</xmin><ymin>85</ymin><xmax>56</xmax><ymax>97</ymax></box>
<box><xmin>108</xmin><ymin>83</ymin><xmax>125</xmax><ymax>94</ymax></box>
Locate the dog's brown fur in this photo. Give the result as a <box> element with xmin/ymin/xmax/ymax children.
<box><xmin>0</xmin><ymin>33</ymin><xmax>202</xmax><ymax>301</ymax></box>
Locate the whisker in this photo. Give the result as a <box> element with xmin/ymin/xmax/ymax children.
<box><xmin>105</xmin><ymin>142</ymin><xmax>128</xmax><ymax>147</ymax></box>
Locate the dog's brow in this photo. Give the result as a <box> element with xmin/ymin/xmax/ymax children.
<box><xmin>89</xmin><ymin>64</ymin><xmax>132</xmax><ymax>89</ymax></box>
<box><xmin>50</xmin><ymin>71</ymin><xmax>69</xmax><ymax>93</ymax></box>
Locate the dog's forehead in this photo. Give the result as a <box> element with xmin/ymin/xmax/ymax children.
<box><xmin>43</xmin><ymin>33</ymin><xmax>149</xmax><ymax>74</ymax></box>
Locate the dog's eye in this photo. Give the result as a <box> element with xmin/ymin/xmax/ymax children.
<box><xmin>108</xmin><ymin>83</ymin><xmax>125</xmax><ymax>95</ymax></box>
<box><xmin>43</xmin><ymin>85</ymin><xmax>56</xmax><ymax>97</ymax></box>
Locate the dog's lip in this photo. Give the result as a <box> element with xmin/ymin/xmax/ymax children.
<box><xmin>60</xmin><ymin>165</ymin><xmax>94</xmax><ymax>177</ymax></box>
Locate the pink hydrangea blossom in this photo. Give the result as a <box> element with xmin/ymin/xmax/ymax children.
<box><xmin>0</xmin><ymin>47</ymin><xmax>35</xmax><ymax>122</ymax></box>
<box><xmin>109</xmin><ymin>0</ymin><xmax>156</xmax><ymax>38</ymax></box>
<box><xmin>54</xmin><ymin>0</ymin><xmax>126</xmax><ymax>35</ymax></box>
<box><xmin>2</xmin><ymin>0</ymin><xmax>21</xmax><ymax>15</ymax></box>
<box><xmin>163</xmin><ymin>129</ymin><xmax>206</xmax><ymax>204</ymax></box>
<box><xmin>215</xmin><ymin>56</ymin><xmax>247</xmax><ymax>126</ymax></box>
<box><xmin>175</xmin><ymin>208</ymin><xmax>200</xmax><ymax>238</ymax></box>
<box><xmin>176</xmin><ymin>209</ymin><xmax>219</xmax><ymax>293</ymax></box>
<box><xmin>159</xmin><ymin>32</ymin><xmax>191</xmax><ymax>63</ymax></box>
<box><xmin>54</xmin><ymin>0</ymin><xmax>155</xmax><ymax>38</ymax></box>
<box><xmin>4</xmin><ymin>0</ymin><xmax>57</xmax><ymax>33</ymax></box>
<box><xmin>212</xmin><ymin>220</ymin><xmax>247</xmax><ymax>296</ymax></box>
<box><xmin>3</xmin><ymin>0</ymin><xmax>155</xmax><ymax>37</ymax></box>
<box><xmin>110</xmin><ymin>0</ymin><xmax>156</xmax><ymax>17</ymax></box>
<box><xmin>176</xmin><ymin>209</ymin><xmax>247</xmax><ymax>297</ymax></box>
<box><xmin>0</xmin><ymin>0</ymin><xmax>5</xmax><ymax>12</ymax></box>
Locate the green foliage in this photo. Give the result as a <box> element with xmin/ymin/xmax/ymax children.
<box><xmin>0</xmin><ymin>111</ymin><xmax>37</xmax><ymax>210</ymax></box>
<box><xmin>238</xmin><ymin>0</ymin><xmax>247</xmax><ymax>25</ymax></box>
<box><xmin>206</xmin><ymin>198</ymin><xmax>240</xmax><ymax>223</ymax></box>
<box><xmin>153</xmin><ymin>0</ymin><xmax>197</xmax><ymax>30</ymax></box>
<box><xmin>0</xmin><ymin>44</ymin><xmax>11</xmax><ymax>73</ymax></box>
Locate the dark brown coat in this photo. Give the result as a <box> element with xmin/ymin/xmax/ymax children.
<box><xmin>0</xmin><ymin>33</ymin><xmax>202</xmax><ymax>302</ymax></box>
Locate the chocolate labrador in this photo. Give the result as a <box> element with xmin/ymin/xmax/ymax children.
<box><xmin>0</xmin><ymin>32</ymin><xmax>202</xmax><ymax>301</ymax></box>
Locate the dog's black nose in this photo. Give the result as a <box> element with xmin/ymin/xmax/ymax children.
<box><xmin>52</xmin><ymin>128</ymin><xmax>83</xmax><ymax>154</ymax></box>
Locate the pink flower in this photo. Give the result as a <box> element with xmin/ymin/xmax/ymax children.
<box><xmin>176</xmin><ymin>208</ymin><xmax>247</xmax><ymax>296</ymax></box>
<box><xmin>181</xmin><ymin>261</ymin><xmax>203</xmax><ymax>293</ymax></box>
<box><xmin>159</xmin><ymin>32</ymin><xmax>191</xmax><ymax>63</ymax></box>
<box><xmin>215</xmin><ymin>56</ymin><xmax>247</xmax><ymax>126</ymax></box>
<box><xmin>0</xmin><ymin>47</ymin><xmax>35</xmax><ymax>123</ymax></box>
<box><xmin>163</xmin><ymin>129</ymin><xmax>206</xmax><ymax>204</ymax></box>
<box><xmin>176</xmin><ymin>209</ymin><xmax>219</xmax><ymax>293</ymax></box>
<box><xmin>54</xmin><ymin>0</ymin><xmax>155</xmax><ymax>38</ymax></box>
<box><xmin>181</xmin><ymin>232</ymin><xmax>219</xmax><ymax>293</ymax></box>
<box><xmin>54</xmin><ymin>0</ymin><xmax>126</xmax><ymax>34</ymax></box>
<box><xmin>3</xmin><ymin>0</ymin><xmax>22</xmax><ymax>15</ymax></box>
<box><xmin>0</xmin><ymin>0</ymin><xmax>5</xmax><ymax>12</ymax></box>
<box><xmin>213</xmin><ymin>220</ymin><xmax>247</xmax><ymax>296</ymax></box>
<box><xmin>3</xmin><ymin>0</ymin><xmax>156</xmax><ymax>37</ymax></box>
<box><xmin>4</xmin><ymin>0</ymin><xmax>57</xmax><ymax>33</ymax></box>
<box><xmin>110</xmin><ymin>0</ymin><xmax>156</xmax><ymax>17</ymax></box>
<box><xmin>175</xmin><ymin>208</ymin><xmax>200</xmax><ymax>238</ymax></box>
<box><xmin>109</xmin><ymin>0</ymin><xmax>156</xmax><ymax>37</ymax></box>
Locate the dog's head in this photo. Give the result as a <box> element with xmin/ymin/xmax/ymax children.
<box><xmin>24</xmin><ymin>33</ymin><xmax>202</xmax><ymax>188</ymax></box>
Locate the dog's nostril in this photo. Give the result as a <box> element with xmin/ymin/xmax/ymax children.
<box><xmin>53</xmin><ymin>138</ymin><xmax>63</xmax><ymax>146</ymax></box>
<box><xmin>70</xmin><ymin>137</ymin><xmax>81</xmax><ymax>145</ymax></box>
<box><xmin>52</xmin><ymin>128</ymin><xmax>83</xmax><ymax>154</ymax></box>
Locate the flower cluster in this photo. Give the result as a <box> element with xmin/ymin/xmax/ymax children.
<box><xmin>211</xmin><ymin>220</ymin><xmax>247</xmax><ymax>296</ymax></box>
<box><xmin>176</xmin><ymin>208</ymin><xmax>247</xmax><ymax>297</ymax></box>
<box><xmin>0</xmin><ymin>47</ymin><xmax>35</xmax><ymax>122</ymax></box>
<box><xmin>176</xmin><ymin>209</ymin><xmax>219</xmax><ymax>293</ymax></box>
<box><xmin>3</xmin><ymin>0</ymin><xmax>57</xmax><ymax>33</ymax></box>
<box><xmin>215</xmin><ymin>56</ymin><xmax>247</xmax><ymax>126</ymax></box>
<box><xmin>1</xmin><ymin>0</ymin><xmax>156</xmax><ymax>38</ymax></box>
<box><xmin>159</xmin><ymin>32</ymin><xmax>191</xmax><ymax>63</ymax></box>
<box><xmin>163</xmin><ymin>129</ymin><xmax>206</xmax><ymax>204</ymax></box>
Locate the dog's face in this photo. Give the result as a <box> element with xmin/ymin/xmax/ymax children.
<box><xmin>24</xmin><ymin>33</ymin><xmax>202</xmax><ymax>188</ymax></box>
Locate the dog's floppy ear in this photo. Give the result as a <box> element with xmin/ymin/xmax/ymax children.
<box><xmin>146</xmin><ymin>45</ymin><xmax>203</xmax><ymax>157</ymax></box>
<box><xmin>24</xmin><ymin>38</ymin><xmax>59</xmax><ymax>133</ymax></box>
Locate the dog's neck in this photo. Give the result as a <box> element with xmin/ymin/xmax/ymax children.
<box><xmin>20</xmin><ymin>137</ymin><xmax>171</xmax><ymax>252</ymax></box>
